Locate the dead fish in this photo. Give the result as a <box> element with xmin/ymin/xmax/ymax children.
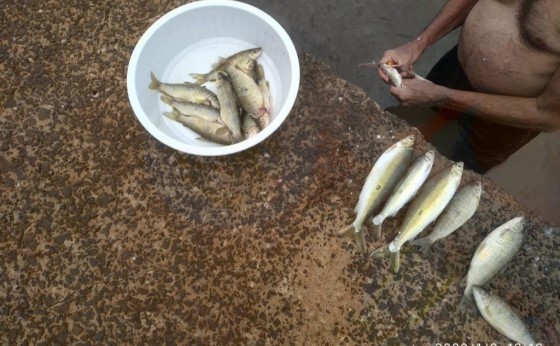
<box><xmin>372</xmin><ymin>150</ymin><xmax>435</xmax><ymax>240</ymax></box>
<box><xmin>241</xmin><ymin>111</ymin><xmax>260</xmax><ymax>139</ymax></box>
<box><xmin>374</xmin><ymin>60</ymin><xmax>402</xmax><ymax>87</ymax></box>
<box><xmin>378</xmin><ymin>162</ymin><xmax>463</xmax><ymax>273</ymax></box>
<box><xmin>412</xmin><ymin>180</ymin><xmax>482</xmax><ymax>254</ymax></box>
<box><xmin>338</xmin><ymin>135</ymin><xmax>415</xmax><ymax>252</ymax></box>
<box><xmin>473</xmin><ymin>286</ymin><xmax>537</xmax><ymax>345</ymax></box>
<box><xmin>190</xmin><ymin>47</ymin><xmax>262</xmax><ymax>85</ymax></box>
<box><xmin>461</xmin><ymin>216</ymin><xmax>525</xmax><ymax>306</ymax></box>
<box><xmin>160</xmin><ymin>95</ymin><xmax>222</xmax><ymax>124</ymax></box>
<box><xmin>150</xmin><ymin>72</ymin><xmax>219</xmax><ymax>108</ymax></box>
<box><xmin>226</xmin><ymin>64</ymin><xmax>268</xmax><ymax>119</ymax></box>
<box><xmin>163</xmin><ymin>110</ymin><xmax>233</xmax><ymax>145</ymax></box>
<box><xmin>215</xmin><ymin>72</ymin><xmax>243</xmax><ymax>143</ymax></box>
<box><xmin>256</xmin><ymin>63</ymin><xmax>272</xmax><ymax>114</ymax></box>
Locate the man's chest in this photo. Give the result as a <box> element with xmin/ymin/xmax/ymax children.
<box><xmin>518</xmin><ymin>0</ymin><xmax>560</xmax><ymax>54</ymax></box>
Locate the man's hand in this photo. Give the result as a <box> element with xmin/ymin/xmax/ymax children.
<box><xmin>390</xmin><ymin>78</ymin><xmax>450</xmax><ymax>107</ymax></box>
<box><xmin>377</xmin><ymin>40</ymin><xmax>424</xmax><ymax>83</ymax></box>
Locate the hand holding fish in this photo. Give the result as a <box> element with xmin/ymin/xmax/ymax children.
<box><xmin>390</xmin><ymin>78</ymin><xmax>449</xmax><ymax>107</ymax></box>
<box><xmin>376</xmin><ymin>40</ymin><xmax>424</xmax><ymax>83</ymax></box>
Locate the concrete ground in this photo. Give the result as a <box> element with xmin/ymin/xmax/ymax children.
<box><xmin>244</xmin><ymin>0</ymin><xmax>560</xmax><ymax>225</ymax></box>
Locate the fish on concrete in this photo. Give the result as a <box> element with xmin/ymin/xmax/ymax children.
<box><xmin>372</xmin><ymin>150</ymin><xmax>435</xmax><ymax>240</ymax></box>
<box><xmin>412</xmin><ymin>180</ymin><xmax>482</xmax><ymax>254</ymax></box>
<box><xmin>150</xmin><ymin>72</ymin><xmax>219</xmax><ymax>108</ymax></box>
<box><xmin>461</xmin><ymin>216</ymin><xmax>525</xmax><ymax>306</ymax></box>
<box><xmin>379</xmin><ymin>162</ymin><xmax>463</xmax><ymax>273</ymax></box>
<box><xmin>190</xmin><ymin>47</ymin><xmax>262</xmax><ymax>85</ymax></box>
<box><xmin>473</xmin><ymin>286</ymin><xmax>537</xmax><ymax>345</ymax></box>
<box><xmin>338</xmin><ymin>135</ymin><xmax>415</xmax><ymax>253</ymax></box>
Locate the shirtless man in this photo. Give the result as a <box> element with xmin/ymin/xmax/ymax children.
<box><xmin>378</xmin><ymin>0</ymin><xmax>560</xmax><ymax>173</ymax></box>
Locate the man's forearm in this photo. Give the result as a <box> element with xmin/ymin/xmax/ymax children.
<box><xmin>415</xmin><ymin>0</ymin><xmax>478</xmax><ymax>53</ymax></box>
<box><xmin>444</xmin><ymin>88</ymin><xmax>560</xmax><ymax>132</ymax></box>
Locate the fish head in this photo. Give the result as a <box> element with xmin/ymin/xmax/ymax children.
<box><xmin>237</xmin><ymin>48</ymin><xmax>262</xmax><ymax>71</ymax></box>
<box><xmin>248</xmin><ymin>47</ymin><xmax>263</xmax><ymax>59</ymax></box>
<box><xmin>472</xmin><ymin>180</ymin><xmax>483</xmax><ymax>197</ymax></box>
<box><xmin>424</xmin><ymin>150</ymin><xmax>435</xmax><ymax>164</ymax></box>
<box><xmin>451</xmin><ymin>162</ymin><xmax>464</xmax><ymax>177</ymax></box>
<box><xmin>472</xmin><ymin>286</ymin><xmax>490</xmax><ymax>305</ymax></box>
<box><xmin>508</xmin><ymin>216</ymin><xmax>526</xmax><ymax>233</ymax></box>
<box><xmin>399</xmin><ymin>135</ymin><xmax>416</xmax><ymax>150</ymax></box>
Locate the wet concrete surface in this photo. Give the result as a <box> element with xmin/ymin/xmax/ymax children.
<box><xmin>1</xmin><ymin>0</ymin><xmax>559</xmax><ymax>345</ymax></box>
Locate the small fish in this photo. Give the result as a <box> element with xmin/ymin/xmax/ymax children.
<box><xmin>412</xmin><ymin>180</ymin><xmax>482</xmax><ymax>254</ymax></box>
<box><xmin>372</xmin><ymin>150</ymin><xmax>435</xmax><ymax>240</ymax></box>
<box><xmin>374</xmin><ymin>60</ymin><xmax>403</xmax><ymax>87</ymax></box>
<box><xmin>256</xmin><ymin>63</ymin><xmax>272</xmax><ymax>115</ymax></box>
<box><xmin>150</xmin><ymin>72</ymin><xmax>219</xmax><ymax>108</ymax></box>
<box><xmin>226</xmin><ymin>64</ymin><xmax>268</xmax><ymax>119</ymax></box>
<box><xmin>215</xmin><ymin>72</ymin><xmax>243</xmax><ymax>143</ymax></box>
<box><xmin>160</xmin><ymin>95</ymin><xmax>222</xmax><ymax>124</ymax></box>
<box><xmin>338</xmin><ymin>135</ymin><xmax>415</xmax><ymax>252</ymax></box>
<box><xmin>380</xmin><ymin>162</ymin><xmax>463</xmax><ymax>273</ymax></box>
<box><xmin>164</xmin><ymin>110</ymin><xmax>234</xmax><ymax>145</ymax></box>
<box><xmin>241</xmin><ymin>111</ymin><xmax>260</xmax><ymax>139</ymax></box>
<box><xmin>190</xmin><ymin>48</ymin><xmax>262</xmax><ymax>85</ymax></box>
<box><xmin>473</xmin><ymin>286</ymin><xmax>537</xmax><ymax>345</ymax></box>
<box><xmin>461</xmin><ymin>216</ymin><xmax>525</xmax><ymax>306</ymax></box>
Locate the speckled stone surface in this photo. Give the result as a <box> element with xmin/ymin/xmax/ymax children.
<box><xmin>1</xmin><ymin>1</ymin><xmax>559</xmax><ymax>345</ymax></box>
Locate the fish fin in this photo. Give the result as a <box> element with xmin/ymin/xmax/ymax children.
<box><xmin>149</xmin><ymin>71</ymin><xmax>160</xmax><ymax>90</ymax></box>
<box><xmin>162</xmin><ymin>111</ymin><xmax>178</xmax><ymax>121</ymax></box>
<box><xmin>460</xmin><ymin>275</ymin><xmax>468</xmax><ymax>287</ymax></box>
<box><xmin>189</xmin><ymin>73</ymin><xmax>209</xmax><ymax>85</ymax></box>
<box><xmin>338</xmin><ymin>224</ymin><xmax>367</xmax><ymax>253</ymax></box>
<box><xmin>459</xmin><ymin>292</ymin><xmax>475</xmax><ymax>311</ymax></box>
<box><xmin>390</xmin><ymin>250</ymin><xmax>400</xmax><ymax>274</ymax></box>
<box><xmin>411</xmin><ymin>237</ymin><xmax>433</xmax><ymax>255</ymax></box>
<box><xmin>160</xmin><ymin>95</ymin><xmax>173</xmax><ymax>105</ymax></box>
<box><xmin>211</xmin><ymin>57</ymin><xmax>227</xmax><ymax>69</ymax></box>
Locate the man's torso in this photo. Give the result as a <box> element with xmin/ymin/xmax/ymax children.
<box><xmin>458</xmin><ymin>0</ymin><xmax>560</xmax><ymax>97</ymax></box>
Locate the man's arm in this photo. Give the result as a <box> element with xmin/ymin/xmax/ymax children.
<box><xmin>378</xmin><ymin>0</ymin><xmax>478</xmax><ymax>80</ymax></box>
<box><xmin>391</xmin><ymin>65</ymin><xmax>560</xmax><ymax>132</ymax></box>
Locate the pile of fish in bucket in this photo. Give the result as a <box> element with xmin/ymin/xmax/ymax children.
<box><xmin>149</xmin><ymin>48</ymin><xmax>271</xmax><ymax>145</ymax></box>
<box><xmin>338</xmin><ymin>135</ymin><xmax>537</xmax><ymax>345</ymax></box>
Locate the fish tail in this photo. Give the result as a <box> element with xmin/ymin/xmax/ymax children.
<box><xmin>149</xmin><ymin>71</ymin><xmax>161</xmax><ymax>90</ymax></box>
<box><xmin>411</xmin><ymin>237</ymin><xmax>433</xmax><ymax>255</ymax></box>
<box><xmin>459</xmin><ymin>292</ymin><xmax>475</xmax><ymax>311</ymax></box>
<box><xmin>163</xmin><ymin>110</ymin><xmax>179</xmax><ymax>121</ymax></box>
<box><xmin>390</xmin><ymin>250</ymin><xmax>400</xmax><ymax>274</ymax></box>
<box><xmin>338</xmin><ymin>224</ymin><xmax>367</xmax><ymax>253</ymax></box>
<box><xmin>372</xmin><ymin>214</ymin><xmax>384</xmax><ymax>240</ymax></box>
<box><xmin>189</xmin><ymin>73</ymin><xmax>209</xmax><ymax>85</ymax></box>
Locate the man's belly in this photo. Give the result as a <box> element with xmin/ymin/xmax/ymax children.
<box><xmin>457</xmin><ymin>0</ymin><xmax>559</xmax><ymax>97</ymax></box>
